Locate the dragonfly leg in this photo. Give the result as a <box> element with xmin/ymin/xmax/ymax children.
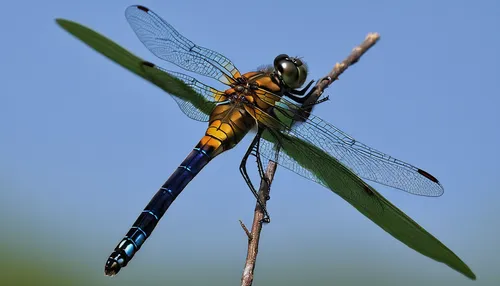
<box><xmin>301</xmin><ymin>95</ymin><xmax>330</xmax><ymax>108</ymax></box>
<box><xmin>289</xmin><ymin>85</ymin><xmax>330</xmax><ymax>122</ymax></box>
<box><xmin>286</xmin><ymin>80</ymin><xmax>315</xmax><ymax>103</ymax></box>
<box><xmin>299</xmin><ymin>76</ymin><xmax>333</xmax><ymax>101</ymax></box>
<box><xmin>239</xmin><ymin>129</ymin><xmax>271</xmax><ymax>223</ymax></box>
<box><xmin>289</xmin><ymin>79</ymin><xmax>315</xmax><ymax>97</ymax></box>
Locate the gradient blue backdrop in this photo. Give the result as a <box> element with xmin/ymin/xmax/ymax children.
<box><xmin>1</xmin><ymin>0</ymin><xmax>498</xmax><ymax>285</ymax></box>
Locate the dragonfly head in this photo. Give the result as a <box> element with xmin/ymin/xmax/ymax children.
<box><xmin>273</xmin><ymin>54</ymin><xmax>308</xmax><ymax>89</ymax></box>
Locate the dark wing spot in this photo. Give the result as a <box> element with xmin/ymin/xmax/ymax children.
<box><xmin>418</xmin><ymin>169</ymin><xmax>439</xmax><ymax>183</ymax></box>
<box><xmin>136</xmin><ymin>5</ymin><xmax>149</xmax><ymax>12</ymax></box>
<box><xmin>363</xmin><ymin>185</ymin><xmax>374</xmax><ymax>196</ymax></box>
<box><xmin>142</xmin><ymin>61</ymin><xmax>155</xmax><ymax>68</ymax></box>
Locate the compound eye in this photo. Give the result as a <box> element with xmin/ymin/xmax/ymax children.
<box><xmin>273</xmin><ymin>54</ymin><xmax>289</xmax><ymax>68</ymax></box>
<box><xmin>280</xmin><ymin>61</ymin><xmax>299</xmax><ymax>88</ymax></box>
<box><xmin>273</xmin><ymin>54</ymin><xmax>308</xmax><ymax>89</ymax></box>
<box><xmin>294</xmin><ymin>64</ymin><xmax>308</xmax><ymax>88</ymax></box>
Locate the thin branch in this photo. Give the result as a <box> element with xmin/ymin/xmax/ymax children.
<box><xmin>304</xmin><ymin>33</ymin><xmax>380</xmax><ymax>107</ymax></box>
<box><xmin>239</xmin><ymin>33</ymin><xmax>381</xmax><ymax>286</ymax></box>
<box><xmin>240</xmin><ymin>161</ymin><xmax>277</xmax><ymax>286</ymax></box>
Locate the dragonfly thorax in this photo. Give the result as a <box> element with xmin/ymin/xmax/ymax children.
<box><xmin>227</xmin><ymin>91</ymin><xmax>251</xmax><ymax>103</ymax></box>
<box><xmin>226</xmin><ymin>77</ymin><xmax>261</xmax><ymax>103</ymax></box>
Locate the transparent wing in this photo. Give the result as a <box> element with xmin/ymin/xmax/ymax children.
<box><xmin>55</xmin><ymin>19</ymin><xmax>218</xmax><ymax>122</ymax></box>
<box><xmin>259</xmin><ymin>128</ymin><xmax>475</xmax><ymax>280</ymax></box>
<box><xmin>256</xmin><ymin>94</ymin><xmax>444</xmax><ymax>196</ymax></box>
<box><xmin>141</xmin><ymin>62</ymin><xmax>224</xmax><ymax>121</ymax></box>
<box><xmin>260</xmin><ymin>128</ymin><xmax>384</xmax><ymax>215</ymax></box>
<box><xmin>125</xmin><ymin>5</ymin><xmax>241</xmax><ymax>85</ymax></box>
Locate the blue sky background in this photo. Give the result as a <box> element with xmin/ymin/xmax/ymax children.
<box><xmin>1</xmin><ymin>0</ymin><xmax>499</xmax><ymax>285</ymax></box>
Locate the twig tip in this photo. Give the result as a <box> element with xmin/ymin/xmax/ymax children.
<box><xmin>366</xmin><ymin>32</ymin><xmax>381</xmax><ymax>41</ymax></box>
<box><xmin>239</xmin><ymin>219</ymin><xmax>252</xmax><ymax>240</ymax></box>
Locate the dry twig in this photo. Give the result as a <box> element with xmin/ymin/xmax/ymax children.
<box><xmin>239</xmin><ymin>33</ymin><xmax>381</xmax><ymax>286</ymax></box>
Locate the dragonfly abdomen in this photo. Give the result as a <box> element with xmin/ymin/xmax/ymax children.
<box><xmin>105</xmin><ymin>144</ymin><xmax>212</xmax><ymax>276</ymax></box>
<box><xmin>105</xmin><ymin>110</ymin><xmax>254</xmax><ymax>276</ymax></box>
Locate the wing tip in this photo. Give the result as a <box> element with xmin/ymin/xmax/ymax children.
<box><xmin>137</xmin><ymin>5</ymin><xmax>149</xmax><ymax>12</ymax></box>
<box><xmin>417</xmin><ymin>168</ymin><xmax>439</xmax><ymax>184</ymax></box>
<box><xmin>132</xmin><ymin>5</ymin><xmax>149</xmax><ymax>12</ymax></box>
<box><xmin>417</xmin><ymin>168</ymin><xmax>445</xmax><ymax>196</ymax></box>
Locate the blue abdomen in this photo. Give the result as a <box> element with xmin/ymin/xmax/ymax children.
<box><xmin>104</xmin><ymin>147</ymin><xmax>211</xmax><ymax>275</ymax></box>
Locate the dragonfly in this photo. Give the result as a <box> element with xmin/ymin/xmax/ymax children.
<box><xmin>56</xmin><ymin>5</ymin><xmax>475</xmax><ymax>280</ymax></box>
